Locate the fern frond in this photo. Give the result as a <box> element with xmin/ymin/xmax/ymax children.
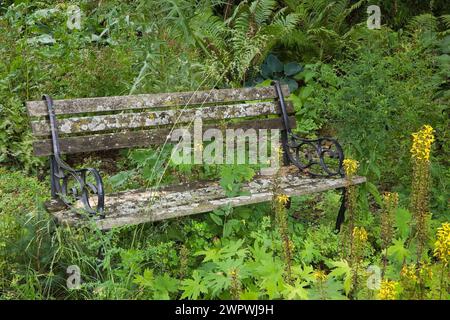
<box><xmin>441</xmin><ymin>15</ymin><xmax>450</xmax><ymax>30</ymax></box>
<box><xmin>249</xmin><ymin>0</ymin><xmax>277</xmax><ymax>25</ymax></box>
<box><xmin>407</xmin><ymin>14</ymin><xmax>438</xmax><ymax>34</ymax></box>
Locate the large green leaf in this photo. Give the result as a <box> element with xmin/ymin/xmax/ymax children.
<box><xmin>387</xmin><ymin>238</ymin><xmax>411</xmax><ymax>264</ymax></box>
<box><xmin>152</xmin><ymin>274</ymin><xmax>178</xmax><ymax>300</ymax></box>
<box><xmin>395</xmin><ymin>208</ymin><xmax>412</xmax><ymax>239</ymax></box>
<box><xmin>328</xmin><ymin>259</ymin><xmax>352</xmax><ymax>295</ymax></box>
<box><xmin>181</xmin><ymin>271</ymin><xmax>208</xmax><ymax>299</ymax></box>
<box><xmin>284</xmin><ymin>62</ymin><xmax>303</xmax><ymax>76</ymax></box>
<box><xmin>209</xmin><ymin>212</ymin><xmax>223</xmax><ymax>226</ymax></box>
<box><xmin>266</xmin><ymin>54</ymin><xmax>283</xmax><ymax>73</ymax></box>
<box><xmin>281</xmin><ymin>77</ymin><xmax>298</xmax><ymax>92</ymax></box>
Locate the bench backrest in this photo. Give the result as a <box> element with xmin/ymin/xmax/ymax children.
<box><xmin>26</xmin><ymin>85</ymin><xmax>294</xmax><ymax>157</ymax></box>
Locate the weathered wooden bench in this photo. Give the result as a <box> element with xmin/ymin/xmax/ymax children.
<box><xmin>26</xmin><ymin>82</ymin><xmax>365</xmax><ymax>230</ymax></box>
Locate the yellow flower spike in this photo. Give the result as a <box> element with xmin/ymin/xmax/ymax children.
<box><xmin>377</xmin><ymin>280</ymin><xmax>398</xmax><ymax>300</ymax></box>
<box><xmin>410</xmin><ymin>125</ymin><xmax>435</xmax><ymax>161</ymax></box>
<box><xmin>276</xmin><ymin>194</ymin><xmax>289</xmax><ymax>206</ymax></box>
<box><xmin>314</xmin><ymin>270</ymin><xmax>327</xmax><ymax>282</ymax></box>
<box><xmin>434</xmin><ymin>222</ymin><xmax>450</xmax><ymax>265</ymax></box>
<box><xmin>383</xmin><ymin>192</ymin><xmax>399</xmax><ymax>205</ymax></box>
<box><xmin>343</xmin><ymin>159</ymin><xmax>359</xmax><ymax>177</ymax></box>
<box><xmin>419</xmin><ymin>262</ymin><xmax>433</xmax><ymax>280</ymax></box>
<box><xmin>352</xmin><ymin>226</ymin><xmax>368</xmax><ymax>243</ymax></box>
<box><xmin>400</xmin><ymin>264</ymin><xmax>418</xmax><ymax>282</ymax></box>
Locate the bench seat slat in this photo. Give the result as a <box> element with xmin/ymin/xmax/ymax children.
<box><xmin>48</xmin><ymin>168</ymin><xmax>366</xmax><ymax>230</ymax></box>
<box><xmin>31</xmin><ymin>101</ymin><xmax>294</xmax><ymax>136</ymax></box>
<box><xmin>26</xmin><ymin>85</ymin><xmax>290</xmax><ymax>117</ymax></box>
<box><xmin>32</xmin><ymin>117</ymin><xmax>296</xmax><ymax>156</ymax></box>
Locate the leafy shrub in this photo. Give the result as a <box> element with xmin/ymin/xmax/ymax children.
<box><xmin>246</xmin><ymin>53</ymin><xmax>303</xmax><ymax>91</ymax></box>
<box><xmin>295</xmin><ymin>28</ymin><xmax>447</xmax><ymax>196</ymax></box>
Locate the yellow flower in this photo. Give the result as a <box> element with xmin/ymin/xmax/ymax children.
<box><xmin>434</xmin><ymin>222</ymin><xmax>450</xmax><ymax>265</ymax></box>
<box><xmin>276</xmin><ymin>194</ymin><xmax>289</xmax><ymax>206</ymax></box>
<box><xmin>410</xmin><ymin>125</ymin><xmax>435</xmax><ymax>161</ymax></box>
<box><xmin>343</xmin><ymin>159</ymin><xmax>359</xmax><ymax>177</ymax></box>
<box><xmin>377</xmin><ymin>280</ymin><xmax>397</xmax><ymax>300</ymax></box>
<box><xmin>382</xmin><ymin>192</ymin><xmax>399</xmax><ymax>205</ymax></box>
<box><xmin>419</xmin><ymin>262</ymin><xmax>433</xmax><ymax>280</ymax></box>
<box><xmin>400</xmin><ymin>264</ymin><xmax>418</xmax><ymax>282</ymax></box>
<box><xmin>352</xmin><ymin>226</ymin><xmax>368</xmax><ymax>243</ymax></box>
<box><xmin>314</xmin><ymin>270</ymin><xmax>327</xmax><ymax>282</ymax></box>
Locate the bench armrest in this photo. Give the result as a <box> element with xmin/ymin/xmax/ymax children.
<box><xmin>43</xmin><ymin>94</ymin><xmax>105</xmax><ymax>217</ymax></box>
<box><xmin>273</xmin><ymin>81</ymin><xmax>344</xmax><ymax>178</ymax></box>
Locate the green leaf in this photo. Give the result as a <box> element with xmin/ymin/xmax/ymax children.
<box><xmin>266</xmin><ymin>54</ymin><xmax>283</xmax><ymax>73</ymax></box>
<box><xmin>300</xmin><ymin>240</ymin><xmax>321</xmax><ymax>263</ymax></box>
<box><xmin>219</xmin><ymin>165</ymin><xmax>255</xmax><ymax>197</ymax></box>
<box><xmin>299</xmin><ymin>85</ymin><xmax>313</xmax><ymax>102</ymax></box>
<box><xmin>209</xmin><ymin>212</ymin><xmax>223</xmax><ymax>226</ymax></box>
<box><xmin>202</xmin><ymin>271</ymin><xmax>231</xmax><ymax>297</ymax></box>
<box><xmin>129</xmin><ymin>149</ymin><xmax>153</xmax><ymax>165</ymax></box>
<box><xmin>223</xmin><ymin>219</ymin><xmax>240</xmax><ymax>237</ymax></box>
<box><xmin>195</xmin><ymin>247</ymin><xmax>221</xmax><ymax>263</ymax></box>
<box><xmin>387</xmin><ymin>238</ymin><xmax>411</xmax><ymax>264</ymax></box>
<box><xmin>281</xmin><ymin>77</ymin><xmax>298</xmax><ymax>92</ymax></box>
<box><xmin>261</xmin><ymin>62</ymin><xmax>272</xmax><ymax>78</ymax></box>
<box><xmin>288</xmin><ymin>92</ymin><xmax>303</xmax><ymax>110</ymax></box>
<box><xmin>240</xmin><ymin>290</ymin><xmax>259</xmax><ymax>300</ymax></box>
<box><xmin>283</xmin><ymin>281</ymin><xmax>309</xmax><ymax>300</ymax></box>
<box><xmin>324</xmin><ymin>278</ymin><xmax>348</xmax><ymax>300</ymax></box>
<box><xmin>219</xmin><ymin>239</ymin><xmax>247</xmax><ymax>260</ymax></box>
<box><xmin>395</xmin><ymin>208</ymin><xmax>412</xmax><ymax>239</ymax></box>
<box><xmin>181</xmin><ymin>271</ymin><xmax>208</xmax><ymax>299</ymax></box>
<box><xmin>133</xmin><ymin>268</ymin><xmax>154</xmax><ymax>287</ymax></box>
<box><xmin>108</xmin><ymin>171</ymin><xmax>134</xmax><ymax>188</ymax></box>
<box><xmin>366</xmin><ymin>182</ymin><xmax>382</xmax><ymax>206</ymax></box>
<box><xmin>284</xmin><ymin>62</ymin><xmax>302</xmax><ymax>76</ymax></box>
<box><xmin>328</xmin><ymin>259</ymin><xmax>352</xmax><ymax>295</ymax></box>
<box><xmin>152</xmin><ymin>274</ymin><xmax>178</xmax><ymax>300</ymax></box>
<box><xmin>292</xmin><ymin>264</ymin><xmax>315</xmax><ymax>284</ymax></box>
<box><xmin>295</xmin><ymin>70</ymin><xmax>315</xmax><ymax>83</ymax></box>
<box><xmin>255</xmin><ymin>79</ymin><xmax>272</xmax><ymax>87</ymax></box>
<box><xmin>252</xmin><ymin>257</ymin><xmax>285</xmax><ymax>299</ymax></box>
<box><xmin>142</xmin><ymin>165</ymin><xmax>155</xmax><ymax>180</ymax></box>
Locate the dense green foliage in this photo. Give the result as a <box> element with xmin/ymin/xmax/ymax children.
<box><xmin>0</xmin><ymin>0</ymin><xmax>449</xmax><ymax>300</ymax></box>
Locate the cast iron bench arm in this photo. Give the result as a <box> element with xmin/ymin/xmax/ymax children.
<box><xmin>43</xmin><ymin>95</ymin><xmax>105</xmax><ymax>217</ymax></box>
<box><xmin>273</xmin><ymin>81</ymin><xmax>347</xmax><ymax>231</ymax></box>
<box><xmin>273</xmin><ymin>81</ymin><xmax>345</xmax><ymax>178</ymax></box>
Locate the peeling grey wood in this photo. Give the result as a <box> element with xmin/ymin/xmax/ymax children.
<box><xmin>26</xmin><ymin>85</ymin><xmax>290</xmax><ymax>117</ymax></box>
<box><xmin>49</xmin><ymin>170</ymin><xmax>366</xmax><ymax>230</ymax></box>
<box><xmin>33</xmin><ymin>117</ymin><xmax>296</xmax><ymax>156</ymax></box>
<box><xmin>31</xmin><ymin>101</ymin><xmax>294</xmax><ymax>136</ymax></box>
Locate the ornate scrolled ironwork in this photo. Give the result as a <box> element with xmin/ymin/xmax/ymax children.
<box><xmin>273</xmin><ymin>81</ymin><xmax>344</xmax><ymax>178</ymax></box>
<box><xmin>273</xmin><ymin>81</ymin><xmax>347</xmax><ymax>232</ymax></box>
<box><xmin>44</xmin><ymin>95</ymin><xmax>105</xmax><ymax>217</ymax></box>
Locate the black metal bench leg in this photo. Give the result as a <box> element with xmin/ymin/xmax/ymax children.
<box><xmin>50</xmin><ymin>156</ymin><xmax>59</xmax><ymax>199</ymax></box>
<box><xmin>335</xmin><ymin>187</ymin><xmax>346</xmax><ymax>232</ymax></box>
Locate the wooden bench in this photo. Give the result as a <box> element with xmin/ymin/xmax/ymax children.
<box><xmin>26</xmin><ymin>82</ymin><xmax>366</xmax><ymax>230</ymax></box>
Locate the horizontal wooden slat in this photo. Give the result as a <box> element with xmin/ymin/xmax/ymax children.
<box><xmin>32</xmin><ymin>117</ymin><xmax>297</xmax><ymax>156</ymax></box>
<box><xmin>26</xmin><ymin>85</ymin><xmax>290</xmax><ymax>117</ymax></box>
<box><xmin>48</xmin><ymin>168</ymin><xmax>367</xmax><ymax>230</ymax></box>
<box><xmin>31</xmin><ymin>101</ymin><xmax>294</xmax><ymax>136</ymax></box>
